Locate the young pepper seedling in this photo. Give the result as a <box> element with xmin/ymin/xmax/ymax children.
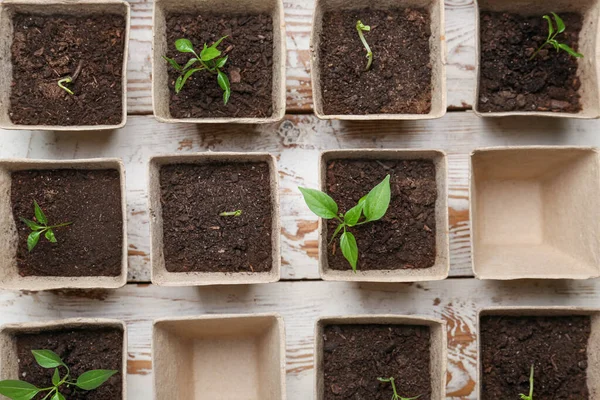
<box><xmin>20</xmin><ymin>200</ymin><xmax>72</xmax><ymax>252</ymax></box>
<box><xmin>519</xmin><ymin>365</ymin><xmax>534</xmax><ymax>400</ymax></box>
<box><xmin>530</xmin><ymin>12</ymin><xmax>583</xmax><ymax>60</ymax></box>
<box><xmin>378</xmin><ymin>377</ymin><xmax>422</xmax><ymax>400</ymax></box>
<box><xmin>356</xmin><ymin>20</ymin><xmax>373</xmax><ymax>71</ymax></box>
<box><xmin>164</xmin><ymin>37</ymin><xmax>232</xmax><ymax>105</ymax></box>
<box><xmin>219</xmin><ymin>210</ymin><xmax>242</xmax><ymax>217</ymax></box>
<box><xmin>56</xmin><ymin>60</ymin><xmax>83</xmax><ymax>96</ymax></box>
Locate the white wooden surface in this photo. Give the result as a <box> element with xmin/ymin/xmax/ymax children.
<box><xmin>124</xmin><ymin>0</ymin><xmax>476</xmax><ymax>113</ymax></box>
<box><xmin>1</xmin><ymin>279</ymin><xmax>599</xmax><ymax>399</ymax></box>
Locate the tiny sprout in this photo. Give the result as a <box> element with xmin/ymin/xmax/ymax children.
<box><xmin>0</xmin><ymin>349</ymin><xmax>117</xmax><ymax>400</ymax></box>
<box><xmin>219</xmin><ymin>210</ymin><xmax>242</xmax><ymax>217</ymax></box>
<box><xmin>20</xmin><ymin>200</ymin><xmax>72</xmax><ymax>252</ymax></box>
<box><xmin>530</xmin><ymin>12</ymin><xmax>583</xmax><ymax>60</ymax></box>
<box><xmin>57</xmin><ymin>77</ymin><xmax>74</xmax><ymax>95</ymax></box>
<box><xmin>164</xmin><ymin>37</ymin><xmax>231</xmax><ymax>105</ymax></box>
<box><xmin>378</xmin><ymin>377</ymin><xmax>422</xmax><ymax>400</ymax></box>
<box><xmin>356</xmin><ymin>20</ymin><xmax>373</xmax><ymax>71</ymax></box>
<box><xmin>299</xmin><ymin>175</ymin><xmax>391</xmax><ymax>272</ymax></box>
<box><xmin>519</xmin><ymin>365</ymin><xmax>534</xmax><ymax>400</ymax></box>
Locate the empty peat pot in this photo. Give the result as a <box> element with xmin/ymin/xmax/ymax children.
<box><xmin>0</xmin><ymin>318</ymin><xmax>128</xmax><ymax>400</ymax></box>
<box><xmin>470</xmin><ymin>146</ymin><xmax>600</xmax><ymax>279</ymax></box>
<box><xmin>474</xmin><ymin>0</ymin><xmax>600</xmax><ymax>118</ymax></box>
<box><xmin>310</xmin><ymin>0</ymin><xmax>446</xmax><ymax>120</ymax></box>
<box><xmin>314</xmin><ymin>315</ymin><xmax>447</xmax><ymax>400</ymax></box>
<box><xmin>0</xmin><ymin>0</ymin><xmax>130</xmax><ymax>130</ymax></box>
<box><xmin>152</xmin><ymin>0</ymin><xmax>286</xmax><ymax>124</ymax></box>
<box><xmin>318</xmin><ymin>149</ymin><xmax>449</xmax><ymax>282</ymax></box>
<box><xmin>478</xmin><ymin>307</ymin><xmax>600</xmax><ymax>398</ymax></box>
<box><xmin>153</xmin><ymin>314</ymin><xmax>286</xmax><ymax>399</ymax></box>
<box><xmin>0</xmin><ymin>158</ymin><xmax>128</xmax><ymax>291</ymax></box>
<box><xmin>149</xmin><ymin>152</ymin><xmax>281</xmax><ymax>285</ymax></box>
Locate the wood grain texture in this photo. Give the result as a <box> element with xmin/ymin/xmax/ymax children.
<box><xmin>1</xmin><ymin>279</ymin><xmax>599</xmax><ymax>399</ymax></box>
<box><xmin>124</xmin><ymin>0</ymin><xmax>476</xmax><ymax>114</ymax></box>
<box><xmin>3</xmin><ymin>114</ymin><xmax>600</xmax><ymax>281</ymax></box>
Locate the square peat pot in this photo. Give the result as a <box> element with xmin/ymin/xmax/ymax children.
<box><xmin>478</xmin><ymin>307</ymin><xmax>600</xmax><ymax>399</ymax></box>
<box><xmin>0</xmin><ymin>318</ymin><xmax>128</xmax><ymax>399</ymax></box>
<box><xmin>149</xmin><ymin>153</ymin><xmax>281</xmax><ymax>286</ymax></box>
<box><xmin>470</xmin><ymin>147</ymin><xmax>600</xmax><ymax>280</ymax></box>
<box><xmin>310</xmin><ymin>0</ymin><xmax>446</xmax><ymax>120</ymax></box>
<box><xmin>0</xmin><ymin>0</ymin><xmax>130</xmax><ymax>130</ymax></box>
<box><xmin>153</xmin><ymin>314</ymin><xmax>286</xmax><ymax>400</ymax></box>
<box><xmin>0</xmin><ymin>158</ymin><xmax>128</xmax><ymax>290</ymax></box>
<box><xmin>318</xmin><ymin>150</ymin><xmax>449</xmax><ymax>282</ymax></box>
<box><xmin>474</xmin><ymin>0</ymin><xmax>600</xmax><ymax>118</ymax></box>
<box><xmin>315</xmin><ymin>315</ymin><xmax>447</xmax><ymax>400</ymax></box>
<box><xmin>152</xmin><ymin>0</ymin><xmax>286</xmax><ymax>124</ymax></box>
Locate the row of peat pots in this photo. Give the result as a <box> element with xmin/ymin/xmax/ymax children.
<box><xmin>1</xmin><ymin>0</ymin><xmax>600</xmax><ymax>129</ymax></box>
<box><xmin>1</xmin><ymin>145</ymin><xmax>600</xmax><ymax>290</ymax></box>
<box><xmin>0</xmin><ymin>308</ymin><xmax>598</xmax><ymax>399</ymax></box>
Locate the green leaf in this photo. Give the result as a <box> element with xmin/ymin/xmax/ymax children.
<box><xmin>215</xmin><ymin>56</ymin><xmax>228</xmax><ymax>69</ymax></box>
<box><xmin>552</xmin><ymin>12</ymin><xmax>565</xmax><ymax>33</ymax></box>
<box><xmin>45</xmin><ymin>229</ymin><xmax>57</xmax><ymax>243</ymax></box>
<box><xmin>329</xmin><ymin>223</ymin><xmax>344</xmax><ymax>245</ymax></box>
<box><xmin>32</xmin><ymin>350</ymin><xmax>64</xmax><ymax>369</ymax></box>
<box><xmin>175</xmin><ymin>38</ymin><xmax>195</xmax><ymax>53</ymax></box>
<box><xmin>211</xmin><ymin>36</ymin><xmax>228</xmax><ymax>49</ymax></box>
<box><xmin>75</xmin><ymin>370</ymin><xmax>118</xmax><ymax>391</ymax></box>
<box><xmin>344</xmin><ymin>202</ymin><xmax>364</xmax><ymax>227</ymax></box>
<box><xmin>340</xmin><ymin>231</ymin><xmax>358</xmax><ymax>272</ymax></box>
<box><xmin>27</xmin><ymin>231</ymin><xmax>42</xmax><ymax>252</ymax></box>
<box><xmin>0</xmin><ymin>380</ymin><xmax>40</xmax><ymax>400</ymax></box>
<box><xmin>558</xmin><ymin>43</ymin><xmax>583</xmax><ymax>58</ymax></box>
<box><xmin>356</xmin><ymin>20</ymin><xmax>371</xmax><ymax>32</ymax></box>
<box><xmin>175</xmin><ymin>76</ymin><xmax>184</xmax><ymax>94</ymax></box>
<box><xmin>162</xmin><ymin>56</ymin><xmax>182</xmax><ymax>71</ymax></box>
<box><xmin>33</xmin><ymin>201</ymin><xmax>47</xmax><ymax>225</ymax></box>
<box><xmin>181</xmin><ymin>58</ymin><xmax>200</xmax><ymax>71</ymax></box>
<box><xmin>298</xmin><ymin>187</ymin><xmax>339</xmax><ymax>219</ymax></box>
<box><xmin>363</xmin><ymin>175</ymin><xmax>391</xmax><ymax>222</ymax></box>
<box><xmin>217</xmin><ymin>70</ymin><xmax>231</xmax><ymax>105</ymax></box>
<box><xmin>52</xmin><ymin>392</ymin><xmax>65</xmax><ymax>400</ymax></box>
<box><xmin>19</xmin><ymin>217</ymin><xmax>43</xmax><ymax>231</ymax></box>
<box><xmin>52</xmin><ymin>369</ymin><xmax>60</xmax><ymax>386</ymax></box>
<box><xmin>543</xmin><ymin>15</ymin><xmax>554</xmax><ymax>39</ymax></box>
<box><xmin>178</xmin><ymin>68</ymin><xmax>204</xmax><ymax>93</ymax></box>
<box><xmin>200</xmin><ymin>46</ymin><xmax>221</xmax><ymax>61</ymax></box>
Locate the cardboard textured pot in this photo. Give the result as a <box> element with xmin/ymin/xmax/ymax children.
<box><xmin>152</xmin><ymin>0</ymin><xmax>286</xmax><ymax>124</ymax></box>
<box><xmin>470</xmin><ymin>146</ymin><xmax>600</xmax><ymax>280</ymax></box>
<box><xmin>314</xmin><ymin>315</ymin><xmax>447</xmax><ymax>400</ymax></box>
<box><xmin>310</xmin><ymin>0</ymin><xmax>446</xmax><ymax>120</ymax></box>
<box><xmin>0</xmin><ymin>318</ymin><xmax>128</xmax><ymax>399</ymax></box>
<box><xmin>0</xmin><ymin>158</ymin><xmax>128</xmax><ymax>290</ymax></box>
<box><xmin>149</xmin><ymin>152</ymin><xmax>281</xmax><ymax>286</ymax></box>
<box><xmin>0</xmin><ymin>0</ymin><xmax>130</xmax><ymax>131</ymax></box>
<box><xmin>153</xmin><ymin>313</ymin><xmax>286</xmax><ymax>400</ymax></box>
<box><xmin>477</xmin><ymin>307</ymin><xmax>600</xmax><ymax>398</ymax></box>
<box><xmin>319</xmin><ymin>149</ymin><xmax>449</xmax><ymax>282</ymax></box>
<box><xmin>473</xmin><ymin>0</ymin><xmax>600</xmax><ymax>118</ymax></box>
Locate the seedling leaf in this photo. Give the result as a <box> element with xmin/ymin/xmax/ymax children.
<box><xmin>201</xmin><ymin>46</ymin><xmax>221</xmax><ymax>61</ymax></box>
<box><xmin>340</xmin><ymin>231</ymin><xmax>358</xmax><ymax>272</ymax></box>
<box><xmin>33</xmin><ymin>201</ymin><xmax>47</xmax><ymax>225</ymax></box>
<box><xmin>217</xmin><ymin>70</ymin><xmax>231</xmax><ymax>105</ymax></box>
<box><xmin>298</xmin><ymin>187</ymin><xmax>339</xmax><ymax>219</ymax></box>
<box><xmin>27</xmin><ymin>231</ymin><xmax>42</xmax><ymax>252</ymax></box>
<box><xmin>177</xmin><ymin>68</ymin><xmax>204</xmax><ymax>93</ymax></box>
<box><xmin>558</xmin><ymin>43</ymin><xmax>583</xmax><ymax>58</ymax></box>
<box><xmin>76</xmin><ymin>370</ymin><xmax>118</xmax><ymax>390</ymax></box>
<box><xmin>0</xmin><ymin>380</ymin><xmax>40</xmax><ymax>400</ymax></box>
<box><xmin>52</xmin><ymin>369</ymin><xmax>60</xmax><ymax>386</ymax></box>
<box><xmin>32</xmin><ymin>350</ymin><xmax>64</xmax><ymax>369</ymax></box>
<box><xmin>162</xmin><ymin>56</ymin><xmax>182</xmax><ymax>71</ymax></box>
<box><xmin>215</xmin><ymin>56</ymin><xmax>228</xmax><ymax>69</ymax></box>
<box><xmin>52</xmin><ymin>392</ymin><xmax>66</xmax><ymax>400</ymax></box>
<box><xmin>19</xmin><ymin>218</ymin><xmax>43</xmax><ymax>231</ymax></box>
<box><xmin>543</xmin><ymin>15</ymin><xmax>554</xmax><ymax>38</ymax></box>
<box><xmin>175</xmin><ymin>38</ymin><xmax>195</xmax><ymax>53</ymax></box>
<box><xmin>344</xmin><ymin>202</ymin><xmax>364</xmax><ymax>227</ymax></box>
<box><xmin>182</xmin><ymin>58</ymin><xmax>200</xmax><ymax>71</ymax></box>
<box><xmin>552</xmin><ymin>12</ymin><xmax>565</xmax><ymax>33</ymax></box>
<box><xmin>45</xmin><ymin>229</ymin><xmax>57</xmax><ymax>243</ymax></box>
<box><xmin>363</xmin><ymin>175</ymin><xmax>391</xmax><ymax>222</ymax></box>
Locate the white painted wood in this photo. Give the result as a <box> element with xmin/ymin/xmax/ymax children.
<box><xmin>0</xmin><ymin>279</ymin><xmax>599</xmax><ymax>399</ymax></box>
<box><xmin>123</xmin><ymin>0</ymin><xmax>476</xmax><ymax>114</ymax></box>
<box><xmin>3</xmin><ymin>113</ymin><xmax>600</xmax><ymax>281</ymax></box>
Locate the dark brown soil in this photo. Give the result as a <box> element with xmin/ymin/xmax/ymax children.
<box><xmin>16</xmin><ymin>327</ymin><xmax>123</xmax><ymax>400</ymax></box>
<box><xmin>319</xmin><ymin>8</ymin><xmax>432</xmax><ymax>115</ymax></box>
<box><xmin>11</xmin><ymin>169</ymin><xmax>123</xmax><ymax>277</ymax></box>
<box><xmin>326</xmin><ymin>159</ymin><xmax>437</xmax><ymax>271</ymax></box>
<box><xmin>159</xmin><ymin>162</ymin><xmax>273</xmax><ymax>273</ymax></box>
<box><xmin>10</xmin><ymin>13</ymin><xmax>126</xmax><ymax>126</ymax></box>
<box><xmin>478</xmin><ymin>12</ymin><xmax>583</xmax><ymax>113</ymax></box>
<box><xmin>480</xmin><ymin>315</ymin><xmax>591</xmax><ymax>399</ymax></box>
<box><xmin>322</xmin><ymin>324</ymin><xmax>432</xmax><ymax>400</ymax></box>
<box><xmin>165</xmin><ymin>13</ymin><xmax>274</xmax><ymax>118</ymax></box>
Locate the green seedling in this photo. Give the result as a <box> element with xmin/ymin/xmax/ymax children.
<box><xmin>164</xmin><ymin>37</ymin><xmax>231</xmax><ymax>104</ymax></box>
<box><xmin>57</xmin><ymin>60</ymin><xmax>83</xmax><ymax>95</ymax></box>
<box><xmin>20</xmin><ymin>200</ymin><xmax>72</xmax><ymax>252</ymax></box>
<box><xmin>0</xmin><ymin>349</ymin><xmax>117</xmax><ymax>400</ymax></box>
<box><xmin>356</xmin><ymin>20</ymin><xmax>373</xmax><ymax>71</ymax></box>
<box><xmin>519</xmin><ymin>365</ymin><xmax>534</xmax><ymax>400</ymax></box>
<box><xmin>530</xmin><ymin>12</ymin><xmax>583</xmax><ymax>60</ymax></box>
<box><xmin>299</xmin><ymin>175</ymin><xmax>391</xmax><ymax>272</ymax></box>
<box><xmin>219</xmin><ymin>210</ymin><xmax>242</xmax><ymax>217</ymax></box>
<box><xmin>378</xmin><ymin>377</ymin><xmax>422</xmax><ymax>400</ymax></box>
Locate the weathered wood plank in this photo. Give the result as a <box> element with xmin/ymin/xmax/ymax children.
<box><xmin>3</xmin><ymin>113</ymin><xmax>600</xmax><ymax>281</ymax></box>
<box><xmin>1</xmin><ymin>279</ymin><xmax>599</xmax><ymax>399</ymax></box>
<box><xmin>123</xmin><ymin>0</ymin><xmax>477</xmax><ymax>114</ymax></box>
